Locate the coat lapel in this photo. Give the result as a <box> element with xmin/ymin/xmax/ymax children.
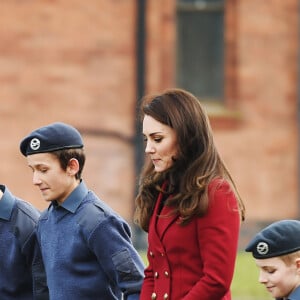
<box><xmin>151</xmin><ymin>182</ymin><xmax>179</xmax><ymax>240</ymax></box>
<box><xmin>156</xmin><ymin>204</ymin><xmax>178</xmax><ymax>239</ymax></box>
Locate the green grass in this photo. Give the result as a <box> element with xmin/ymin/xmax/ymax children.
<box><xmin>138</xmin><ymin>251</ymin><xmax>272</xmax><ymax>300</ymax></box>
<box><xmin>231</xmin><ymin>252</ymin><xmax>272</xmax><ymax>300</ymax></box>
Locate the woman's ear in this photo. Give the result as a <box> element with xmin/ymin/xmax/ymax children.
<box><xmin>66</xmin><ymin>158</ymin><xmax>80</xmax><ymax>176</ymax></box>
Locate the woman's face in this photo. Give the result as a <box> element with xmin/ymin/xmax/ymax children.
<box><xmin>143</xmin><ymin>115</ymin><xmax>179</xmax><ymax>172</ymax></box>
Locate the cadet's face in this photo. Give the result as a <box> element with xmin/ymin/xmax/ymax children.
<box><xmin>255</xmin><ymin>257</ymin><xmax>300</xmax><ymax>298</ymax></box>
<box><xmin>143</xmin><ymin>115</ymin><xmax>178</xmax><ymax>173</ymax></box>
<box><xmin>27</xmin><ymin>152</ymin><xmax>77</xmax><ymax>204</ymax></box>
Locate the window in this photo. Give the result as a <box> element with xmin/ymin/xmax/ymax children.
<box><xmin>176</xmin><ymin>0</ymin><xmax>225</xmax><ymax>102</ymax></box>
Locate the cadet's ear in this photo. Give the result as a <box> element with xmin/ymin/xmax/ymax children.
<box><xmin>295</xmin><ymin>258</ymin><xmax>300</xmax><ymax>273</ymax></box>
<box><xmin>66</xmin><ymin>158</ymin><xmax>80</xmax><ymax>176</ymax></box>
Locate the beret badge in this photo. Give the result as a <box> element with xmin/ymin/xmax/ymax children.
<box><xmin>256</xmin><ymin>242</ymin><xmax>269</xmax><ymax>256</ymax></box>
<box><xmin>30</xmin><ymin>138</ymin><xmax>41</xmax><ymax>151</ymax></box>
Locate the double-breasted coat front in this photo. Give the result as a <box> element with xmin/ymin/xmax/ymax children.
<box><xmin>140</xmin><ymin>178</ymin><xmax>241</xmax><ymax>300</ymax></box>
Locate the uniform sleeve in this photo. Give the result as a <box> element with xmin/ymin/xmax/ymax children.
<box><xmin>183</xmin><ymin>180</ymin><xmax>241</xmax><ymax>300</ymax></box>
<box><xmin>87</xmin><ymin>214</ymin><xmax>145</xmax><ymax>298</ymax></box>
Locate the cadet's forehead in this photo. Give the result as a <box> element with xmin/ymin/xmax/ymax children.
<box><xmin>26</xmin><ymin>152</ymin><xmax>59</xmax><ymax>167</ymax></box>
<box><xmin>255</xmin><ymin>256</ymin><xmax>284</xmax><ymax>268</ymax></box>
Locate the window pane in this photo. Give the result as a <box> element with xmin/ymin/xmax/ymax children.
<box><xmin>177</xmin><ymin>0</ymin><xmax>224</xmax><ymax>101</ymax></box>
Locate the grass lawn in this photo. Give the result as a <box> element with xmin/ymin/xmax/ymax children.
<box><xmin>139</xmin><ymin>251</ymin><xmax>272</xmax><ymax>300</ymax></box>
<box><xmin>231</xmin><ymin>252</ymin><xmax>272</xmax><ymax>300</ymax></box>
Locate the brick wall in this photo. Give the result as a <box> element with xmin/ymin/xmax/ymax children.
<box><xmin>0</xmin><ymin>0</ymin><xmax>138</xmax><ymax>222</ymax></box>
<box><xmin>223</xmin><ymin>0</ymin><xmax>298</xmax><ymax>222</ymax></box>
<box><xmin>0</xmin><ymin>0</ymin><xmax>298</xmax><ymax>244</ymax></box>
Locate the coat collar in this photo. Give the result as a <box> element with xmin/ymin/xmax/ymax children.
<box><xmin>49</xmin><ymin>180</ymin><xmax>88</xmax><ymax>213</ymax></box>
<box><xmin>0</xmin><ymin>185</ymin><xmax>15</xmax><ymax>220</ymax></box>
<box><xmin>151</xmin><ymin>181</ymin><xmax>179</xmax><ymax>240</ymax></box>
<box><xmin>281</xmin><ymin>285</ymin><xmax>300</xmax><ymax>300</ymax></box>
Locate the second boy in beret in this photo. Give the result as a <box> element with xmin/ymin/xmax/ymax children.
<box><xmin>20</xmin><ymin>122</ymin><xmax>145</xmax><ymax>300</ymax></box>
<box><xmin>245</xmin><ymin>219</ymin><xmax>300</xmax><ymax>300</ymax></box>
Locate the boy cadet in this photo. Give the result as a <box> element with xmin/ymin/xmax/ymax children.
<box><xmin>19</xmin><ymin>122</ymin><xmax>145</xmax><ymax>300</ymax></box>
<box><xmin>0</xmin><ymin>184</ymin><xmax>48</xmax><ymax>299</ymax></box>
<box><xmin>245</xmin><ymin>219</ymin><xmax>300</xmax><ymax>300</ymax></box>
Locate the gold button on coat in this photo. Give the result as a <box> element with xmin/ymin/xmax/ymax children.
<box><xmin>151</xmin><ymin>292</ymin><xmax>157</xmax><ymax>300</ymax></box>
<box><xmin>154</xmin><ymin>271</ymin><xmax>159</xmax><ymax>278</ymax></box>
<box><xmin>163</xmin><ymin>293</ymin><xmax>169</xmax><ymax>299</ymax></box>
<box><xmin>164</xmin><ymin>271</ymin><xmax>169</xmax><ymax>277</ymax></box>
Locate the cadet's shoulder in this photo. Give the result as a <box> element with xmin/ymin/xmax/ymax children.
<box><xmin>14</xmin><ymin>198</ymin><xmax>40</xmax><ymax>222</ymax></box>
<box><xmin>12</xmin><ymin>199</ymin><xmax>40</xmax><ymax>245</ymax></box>
<box><xmin>77</xmin><ymin>195</ymin><xmax>122</xmax><ymax>230</ymax></box>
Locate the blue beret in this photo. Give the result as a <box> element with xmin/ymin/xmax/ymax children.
<box><xmin>20</xmin><ymin>122</ymin><xmax>84</xmax><ymax>156</ymax></box>
<box><xmin>245</xmin><ymin>220</ymin><xmax>300</xmax><ymax>259</ymax></box>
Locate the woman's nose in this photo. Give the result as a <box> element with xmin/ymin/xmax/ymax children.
<box><xmin>145</xmin><ymin>141</ymin><xmax>155</xmax><ymax>153</ymax></box>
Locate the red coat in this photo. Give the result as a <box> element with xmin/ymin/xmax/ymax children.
<box><xmin>140</xmin><ymin>179</ymin><xmax>241</xmax><ymax>300</ymax></box>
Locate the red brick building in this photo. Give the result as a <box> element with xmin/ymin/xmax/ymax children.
<box><xmin>0</xmin><ymin>0</ymin><xmax>298</xmax><ymax>247</ymax></box>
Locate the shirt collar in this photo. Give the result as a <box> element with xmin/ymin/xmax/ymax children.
<box><xmin>51</xmin><ymin>181</ymin><xmax>88</xmax><ymax>213</ymax></box>
<box><xmin>0</xmin><ymin>185</ymin><xmax>15</xmax><ymax>220</ymax></box>
<box><xmin>286</xmin><ymin>285</ymin><xmax>300</xmax><ymax>300</ymax></box>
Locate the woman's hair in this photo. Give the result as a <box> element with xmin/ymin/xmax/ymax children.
<box><xmin>134</xmin><ymin>88</ymin><xmax>245</xmax><ymax>231</ymax></box>
<box><xmin>51</xmin><ymin>148</ymin><xmax>86</xmax><ymax>180</ymax></box>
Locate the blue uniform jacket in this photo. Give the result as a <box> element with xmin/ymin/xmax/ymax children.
<box><xmin>0</xmin><ymin>185</ymin><xmax>49</xmax><ymax>299</ymax></box>
<box><xmin>37</xmin><ymin>181</ymin><xmax>145</xmax><ymax>300</ymax></box>
<box><xmin>288</xmin><ymin>285</ymin><xmax>300</xmax><ymax>299</ymax></box>
<box><xmin>276</xmin><ymin>285</ymin><xmax>300</xmax><ymax>299</ymax></box>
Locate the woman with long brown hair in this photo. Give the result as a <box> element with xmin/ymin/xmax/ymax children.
<box><xmin>135</xmin><ymin>88</ymin><xmax>245</xmax><ymax>300</ymax></box>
